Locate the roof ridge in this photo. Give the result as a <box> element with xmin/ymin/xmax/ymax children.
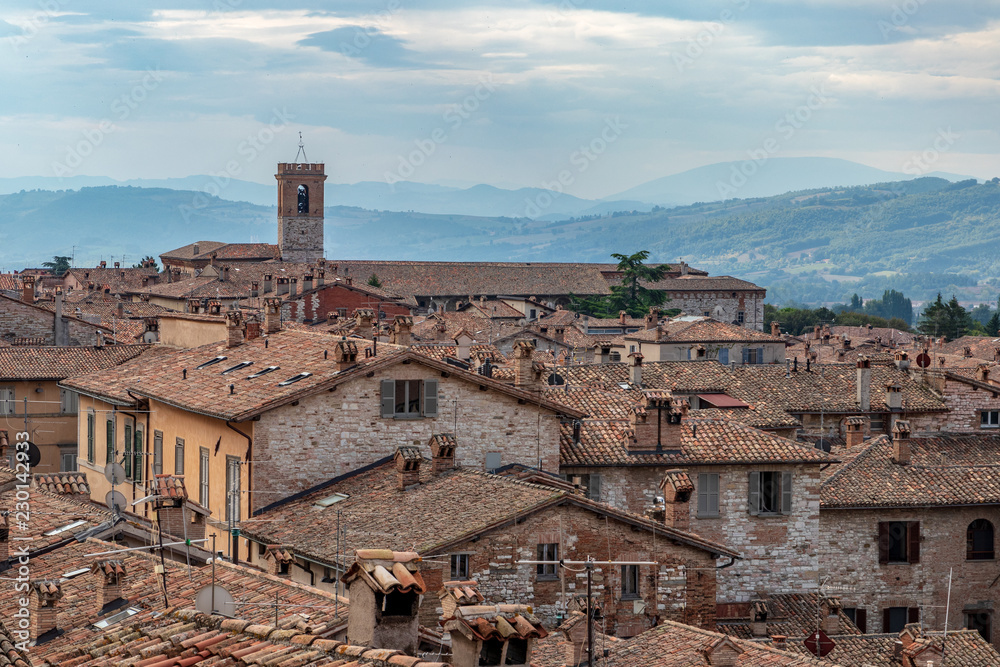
<box><xmin>821</xmin><ymin>434</ymin><xmax>891</xmax><ymax>488</ymax></box>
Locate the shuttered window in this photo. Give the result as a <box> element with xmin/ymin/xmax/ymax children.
<box><xmin>123</xmin><ymin>423</ymin><xmax>133</xmax><ymax>478</ymax></box>
<box><xmin>883</xmin><ymin>607</ymin><xmax>919</xmax><ymax>633</ymax></box>
<box><xmin>380</xmin><ymin>378</ymin><xmax>438</xmax><ymax>418</ymax></box>
<box><xmin>748</xmin><ymin>471</ymin><xmax>792</xmax><ymax>515</ymax></box>
<box><xmin>106</xmin><ymin>419</ymin><xmax>115</xmax><ymax>464</ymax></box>
<box><xmin>697</xmin><ymin>473</ymin><xmax>720</xmax><ymax>517</ymax></box>
<box><xmin>0</xmin><ymin>387</ymin><xmax>14</xmax><ymax>415</ymax></box>
<box><xmin>86</xmin><ymin>411</ymin><xmax>95</xmax><ymax>464</ymax></box>
<box><xmin>878</xmin><ymin>521</ymin><xmax>920</xmax><ymax>564</ymax></box>
<box><xmin>133</xmin><ymin>429</ymin><xmax>143</xmax><ymax>482</ymax></box>
<box><xmin>153</xmin><ymin>431</ymin><xmax>163</xmax><ymax>476</ymax></box>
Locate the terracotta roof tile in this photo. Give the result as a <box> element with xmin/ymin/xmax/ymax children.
<box><xmin>33</xmin><ymin>472</ymin><xmax>91</xmax><ymax>496</ymax></box>
<box><xmin>716</xmin><ymin>594</ymin><xmax>860</xmax><ymax>640</ymax></box>
<box><xmin>0</xmin><ymin>344</ymin><xmax>150</xmax><ymax>380</ymax></box>
<box><xmin>772</xmin><ymin>628</ymin><xmax>1000</xmax><ymax>665</ymax></box>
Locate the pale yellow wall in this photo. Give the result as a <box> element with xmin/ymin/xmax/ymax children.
<box><xmin>160</xmin><ymin>317</ymin><xmax>227</xmax><ymax>348</ymax></box>
<box><xmin>4</xmin><ymin>379</ymin><xmax>78</xmax><ymax>473</ymax></box>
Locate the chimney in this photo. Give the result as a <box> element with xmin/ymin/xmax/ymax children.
<box><xmin>346</xmin><ymin>275</ymin><xmax>353</xmax><ymax>286</ymax></box>
<box><xmin>976</xmin><ymin>364</ymin><xmax>991</xmax><ymax>383</ymax></box>
<box><xmin>619</xmin><ymin>310</ymin><xmax>628</xmax><ymax>325</ymax></box>
<box><xmin>393</xmin><ymin>315</ymin><xmax>413</xmax><ymax>347</ymax></box>
<box><xmin>429</xmin><ymin>433</ymin><xmax>457</xmax><ymax>474</ymax></box>
<box><xmin>629</xmin><ymin>396</ymin><xmax>686</xmax><ymax>452</ymax></box>
<box><xmin>355</xmin><ymin>308</ymin><xmax>374</xmax><ymax>331</ymax></box>
<box><xmin>263</xmin><ymin>545</ymin><xmax>293</xmax><ymax>577</ymax></box>
<box><xmin>100</xmin><ymin>261</ymin><xmax>106</xmax><ymax>268</ymax></box>
<box><xmin>289</xmin><ymin>277</ymin><xmax>298</xmax><ymax>297</ymax></box>
<box><xmin>454</xmin><ymin>332</ymin><xmax>472</xmax><ymax>361</ymax></box>
<box><xmin>629</xmin><ymin>352</ymin><xmax>643</xmax><ymax>386</ymax></box>
<box><xmin>680</xmin><ymin>261</ymin><xmax>688</xmax><ymax>276</ymax></box>
<box><xmin>113</xmin><ymin>261</ymin><xmax>120</xmax><ymax>269</ymax></box>
<box><xmin>513</xmin><ymin>340</ymin><xmax>538</xmax><ymax>389</ymax></box>
<box><xmin>192</xmin><ymin>243</ymin><xmax>199</xmax><ymax>255</ymax></box>
<box><xmin>264</xmin><ymin>298</ymin><xmax>281</xmax><ymax>334</ymax></box>
<box><xmin>771</xmin><ymin>321</ymin><xmax>780</xmax><ymax>336</ymax></box>
<box><xmin>844</xmin><ymin>416</ymin><xmax>867</xmax><ymax>449</ymax></box>
<box><xmin>21</xmin><ymin>274</ymin><xmax>35</xmax><ymax>303</ymax></box>
<box><xmin>892</xmin><ymin>419</ymin><xmax>911</xmax><ymax>465</ymax></box>
<box><xmin>250</xmin><ymin>281</ymin><xmax>259</xmax><ymax>298</ymax></box>
<box><xmin>316</xmin><ymin>269</ymin><xmax>325</xmax><ymax>287</ymax></box>
<box><xmin>552</xmin><ymin>326</ymin><xmax>565</xmax><ymax>344</ymax></box>
<box><xmin>0</xmin><ymin>512</ymin><xmax>8</xmax><ymax>562</ymax></box>
<box><xmin>225</xmin><ymin>310</ymin><xmax>244</xmax><ymax>348</ymax></box>
<box><xmin>658</xmin><ymin>469</ymin><xmax>693</xmax><ymax>532</ymax></box>
<box><xmin>750</xmin><ymin>600</ymin><xmax>769</xmax><ymax>637</ymax></box>
<box><xmin>343</xmin><ymin>549</ymin><xmax>424</xmax><ymax>656</ymax></box>
<box><xmin>813</xmin><ymin>324</ymin><xmax>821</xmax><ymax>340</ymax></box>
<box><xmin>395</xmin><ymin>446</ymin><xmax>422</xmax><ymax>490</ymax></box>
<box><xmin>54</xmin><ymin>289</ymin><xmax>68</xmax><ymax>346</ymax></box>
<box><xmin>116</xmin><ymin>301</ymin><xmax>124</xmax><ymax>319</ymax></box>
<box><xmin>704</xmin><ymin>636</ymin><xmax>743</xmax><ymax>666</ymax></box>
<box><xmin>303</xmin><ymin>274</ymin><xmax>313</xmax><ymax>292</ymax></box>
<box><xmin>895</xmin><ymin>350</ymin><xmax>910</xmax><ymax>370</ymax></box>
<box><xmin>593</xmin><ymin>342</ymin><xmax>612</xmax><ymax>365</ymax></box>
<box><xmin>91</xmin><ymin>560</ymin><xmax>126</xmax><ymax>613</ymax></box>
<box><xmin>771</xmin><ymin>635</ymin><xmax>787</xmax><ymax>650</ymax></box>
<box><xmin>820</xmin><ymin>597</ymin><xmax>842</xmax><ymax>636</ymax></box>
<box><xmin>333</xmin><ymin>339</ymin><xmax>358</xmax><ymax>371</ymax></box>
<box><xmin>277</xmin><ymin>277</ymin><xmax>289</xmax><ymax>295</ymax></box>
<box><xmin>209</xmin><ymin>252</ymin><xmax>217</xmax><ymax>267</ymax></box>
<box><xmin>645</xmin><ymin>307</ymin><xmax>660</xmax><ymax>330</ymax></box>
<box><xmin>263</xmin><ymin>274</ymin><xmax>273</xmax><ymax>294</ymax></box>
<box><xmin>30</xmin><ymin>581</ymin><xmax>62</xmax><ymax>641</ymax></box>
<box><xmin>886</xmin><ymin>383</ymin><xmax>902</xmax><ymax>410</ymax></box>
<box><xmin>856</xmin><ymin>357</ymin><xmax>871</xmax><ymax>412</ymax></box>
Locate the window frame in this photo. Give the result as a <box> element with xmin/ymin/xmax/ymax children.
<box><xmin>450</xmin><ymin>553</ymin><xmax>470</xmax><ymax>580</ymax></box>
<box><xmin>60</xmin><ymin>388</ymin><xmax>78</xmax><ymax>415</ymax></box>
<box><xmin>748</xmin><ymin>471</ymin><xmax>792</xmax><ymax>516</ymax></box>
<box><xmin>86</xmin><ymin>409</ymin><xmax>95</xmax><ymax>464</ymax></box>
<box><xmin>982</xmin><ymin>411</ymin><xmax>1000</xmax><ymax>428</ymax></box>
<box><xmin>199</xmin><ymin>447</ymin><xmax>210</xmax><ymax>508</ymax></box>
<box><xmin>380</xmin><ymin>378</ymin><xmax>438</xmax><ymax>419</ymax></box>
<box><xmin>106</xmin><ymin>418</ymin><xmax>115</xmax><ymax>465</ymax></box>
<box><xmin>536</xmin><ymin>543</ymin><xmax>559</xmax><ymax>580</ymax></box>
<box><xmin>152</xmin><ymin>430</ymin><xmax>163</xmax><ymax>476</ymax></box>
<box><xmin>878</xmin><ymin>521</ymin><xmax>920</xmax><ymax>564</ymax></box>
<box><xmin>175</xmin><ymin>438</ymin><xmax>185</xmax><ymax>475</ymax></box>
<box><xmin>0</xmin><ymin>386</ymin><xmax>14</xmax><ymax>415</ymax></box>
<box><xmin>621</xmin><ymin>564</ymin><xmax>640</xmax><ymax>600</ymax></box>
<box><xmin>968</xmin><ymin>519</ymin><xmax>995</xmax><ymax>560</ymax></box>
<box><xmin>883</xmin><ymin>606</ymin><xmax>919</xmax><ymax>633</ymax></box>
<box><xmin>132</xmin><ymin>426</ymin><xmax>143</xmax><ymax>482</ymax></box>
<box><xmin>226</xmin><ymin>455</ymin><xmax>241</xmax><ymax>523</ymax></box>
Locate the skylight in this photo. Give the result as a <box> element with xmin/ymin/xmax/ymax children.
<box><xmin>62</xmin><ymin>567</ymin><xmax>90</xmax><ymax>579</ymax></box>
<box><xmin>221</xmin><ymin>361</ymin><xmax>254</xmax><ymax>375</ymax></box>
<box><xmin>247</xmin><ymin>365</ymin><xmax>280</xmax><ymax>379</ymax></box>
<box><xmin>43</xmin><ymin>519</ymin><xmax>87</xmax><ymax>536</ymax></box>
<box><xmin>314</xmin><ymin>492</ymin><xmax>349</xmax><ymax>507</ymax></box>
<box><xmin>92</xmin><ymin>607</ymin><xmax>141</xmax><ymax>629</ymax></box>
<box><xmin>196</xmin><ymin>355</ymin><xmax>228</xmax><ymax>370</ymax></box>
<box><xmin>278</xmin><ymin>372</ymin><xmax>313</xmax><ymax>387</ymax></box>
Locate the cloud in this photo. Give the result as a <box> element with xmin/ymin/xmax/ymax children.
<box><xmin>0</xmin><ymin>19</ymin><xmax>23</xmax><ymax>37</ymax></box>
<box><xmin>298</xmin><ymin>26</ymin><xmax>425</xmax><ymax>68</ymax></box>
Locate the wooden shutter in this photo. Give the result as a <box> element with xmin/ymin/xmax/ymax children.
<box><xmin>856</xmin><ymin>608</ymin><xmax>867</xmax><ymax>633</ymax></box>
<box><xmin>883</xmin><ymin>608</ymin><xmax>892</xmax><ymax>633</ymax></box>
<box><xmin>87</xmin><ymin>412</ymin><xmax>95</xmax><ymax>463</ymax></box>
<box><xmin>757</xmin><ymin>347</ymin><xmax>765</xmax><ymax>364</ymax></box>
<box><xmin>878</xmin><ymin>522</ymin><xmax>890</xmax><ymax>564</ymax></box>
<box><xmin>742</xmin><ymin>348</ymin><xmax>750</xmax><ymax>364</ymax></box>
<box><xmin>423</xmin><ymin>379</ymin><xmax>439</xmax><ymax>417</ymax></box>
<box><xmin>697</xmin><ymin>473</ymin><xmax>710</xmax><ymax>516</ymax></box>
<box><xmin>380</xmin><ymin>379</ymin><xmax>395</xmax><ymax>417</ymax></box>
<box><xmin>133</xmin><ymin>430</ymin><xmax>143</xmax><ymax>482</ymax></box>
<box><xmin>908</xmin><ymin>607</ymin><xmax>920</xmax><ymax>624</ymax></box>
<box><xmin>106</xmin><ymin>420</ymin><xmax>114</xmax><ymax>464</ymax></box>
<box><xmin>589</xmin><ymin>474</ymin><xmax>602</xmax><ymax>502</ymax></box>
<box><xmin>748</xmin><ymin>472</ymin><xmax>760</xmax><ymax>515</ymax></box>
<box><xmin>124</xmin><ymin>424</ymin><xmax>132</xmax><ymax>478</ymax></box>
<box><xmin>908</xmin><ymin>521</ymin><xmax>920</xmax><ymax>563</ymax></box>
<box><xmin>781</xmin><ymin>472</ymin><xmax>793</xmax><ymax>514</ymax></box>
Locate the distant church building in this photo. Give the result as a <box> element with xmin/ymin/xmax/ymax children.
<box><xmin>276</xmin><ymin>142</ymin><xmax>327</xmax><ymax>263</ymax></box>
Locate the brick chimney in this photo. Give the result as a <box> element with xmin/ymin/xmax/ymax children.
<box><xmin>333</xmin><ymin>339</ymin><xmax>358</xmax><ymax>371</ymax></box>
<box><xmin>976</xmin><ymin>364</ymin><xmax>991</xmax><ymax>383</ymax></box>
<box><xmin>100</xmin><ymin>260</ymin><xmax>106</xmax><ymax>268</ymax></box>
<box><xmin>395</xmin><ymin>446</ymin><xmax>422</xmax><ymax>490</ymax></box>
<box><xmin>116</xmin><ymin>301</ymin><xmax>125</xmax><ymax>319</ymax></box>
<box><xmin>225</xmin><ymin>309</ymin><xmax>244</xmax><ymax>348</ymax></box>
<box><xmin>749</xmin><ymin>599</ymin><xmax>769</xmax><ymax>637</ymax></box>
<box><xmin>0</xmin><ymin>512</ymin><xmax>8</xmax><ymax>562</ymax></box>
<box><xmin>619</xmin><ymin>310</ymin><xmax>628</xmax><ymax>325</ymax></box>
<box><xmin>628</xmin><ymin>352</ymin><xmax>643</xmax><ymax>386</ymax></box>
<box><xmin>250</xmin><ymin>281</ymin><xmax>259</xmax><ymax>298</ymax></box>
<box><xmin>21</xmin><ymin>274</ymin><xmax>35</xmax><ymax>303</ymax></box>
<box><xmin>771</xmin><ymin>635</ymin><xmax>787</xmax><ymax>650</ymax></box>
<box><xmin>91</xmin><ymin>560</ymin><xmax>126</xmax><ymax>613</ymax></box>
<box><xmin>892</xmin><ymin>420</ymin><xmax>911</xmax><ymax>465</ymax></box>
<box><xmin>316</xmin><ymin>270</ymin><xmax>325</xmax><ymax>287</ymax></box>
<box><xmin>429</xmin><ymin>433</ymin><xmax>457</xmax><ymax>474</ymax></box>
<box><xmin>820</xmin><ymin>597</ymin><xmax>842</xmax><ymax>636</ymax></box>
<box><xmin>886</xmin><ymin>383</ymin><xmax>902</xmax><ymax>410</ymax></box>
<box><xmin>264</xmin><ymin>298</ymin><xmax>281</xmax><ymax>334</ymax></box>
<box><xmin>593</xmin><ymin>342</ymin><xmax>612</xmax><ymax>365</ymax></box>
<box><xmin>355</xmin><ymin>308</ymin><xmax>374</xmax><ymax>331</ymax></box>
<box><xmin>659</xmin><ymin>469</ymin><xmax>693</xmax><ymax>532</ymax></box>
<box><xmin>263</xmin><ymin>274</ymin><xmax>273</xmax><ymax>294</ymax></box>
<box><xmin>856</xmin><ymin>357</ymin><xmax>871</xmax><ymax>412</ymax></box>
<box><xmin>629</xmin><ymin>396</ymin><xmax>686</xmax><ymax>452</ymax></box>
<box><xmin>303</xmin><ymin>274</ymin><xmax>313</xmax><ymax>292</ymax></box>
<box><xmin>552</xmin><ymin>326</ymin><xmax>565</xmax><ymax>344</ymax></box>
<box><xmin>30</xmin><ymin>580</ymin><xmax>62</xmax><ymax>640</ymax></box>
<box><xmin>263</xmin><ymin>545</ymin><xmax>293</xmax><ymax>576</ymax></box>
<box><xmin>844</xmin><ymin>416</ymin><xmax>867</xmax><ymax>449</ymax></box>
<box><xmin>771</xmin><ymin>321</ymin><xmax>780</xmax><ymax>336</ymax></box>
<box><xmin>645</xmin><ymin>307</ymin><xmax>660</xmax><ymax>330</ymax></box>
<box><xmin>513</xmin><ymin>340</ymin><xmax>538</xmax><ymax>389</ymax></box>
<box><xmin>393</xmin><ymin>315</ymin><xmax>413</xmax><ymax>347</ymax></box>
<box><xmin>704</xmin><ymin>636</ymin><xmax>744</xmax><ymax>666</ymax></box>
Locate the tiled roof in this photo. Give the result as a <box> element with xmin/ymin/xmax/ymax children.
<box><xmin>0</xmin><ymin>486</ymin><xmax>110</xmax><ymax>553</ymax></box>
<box><xmin>0</xmin><ymin>619</ymin><xmax>31</xmax><ymax>667</ymax></box>
<box><xmin>151</xmin><ymin>473</ymin><xmax>189</xmax><ymax>500</ymax></box>
<box><xmin>461</xmin><ymin>298</ymin><xmax>525</xmax><ymax>319</ymax></box>
<box><xmin>411</xmin><ymin>312</ymin><xmax>524</xmax><ymax>344</ymax></box>
<box><xmin>829</xmin><ymin>325</ymin><xmax>917</xmax><ymax>346</ymax></box>
<box><xmin>64</xmin><ymin>267</ymin><xmax>160</xmax><ymax>293</ymax></box>
<box><xmin>653</xmin><ymin>274</ymin><xmax>764</xmax><ymax>292</ymax></box>
<box><xmin>444</xmin><ymin>603</ymin><xmax>548</xmax><ymax>642</ymax></box>
<box><xmin>626</xmin><ymin>318</ymin><xmax>784</xmax><ymax>344</ymax></box>
<box><xmin>717</xmin><ymin>594</ymin><xmax>861</xmax><ymax>640</ymax></box>
<box><xmin>60</xmin><ymin>345</ymin><xmax>177</xmax><ymax>406</ymax></box>
<box><xmin>772</xmin><ymin>628</ymin><xmax>1000</xmax><ymax>665</ymax></box>
<box><xmin>242</xmin><ymin>456</ymin><xmax>737</xmax><ymax>568</ymax></box>
<box><xmin>343</xmin><ymin>549</ymin><xmax>427</xmax><ymax>595</ymax></box>
<box><xmin>531</xmin><ymin>611</ymin><xmax>619</xmax><ymax>667</ymax></box>
<box><xmin>411</xmin><ymin>342</ymin><xmax>508</xmax><ymax>363</ymax></box>
<box><xmin>160</xmin><ymin>241</ymin><xmax>280</xmax><ymax>261</ymax></box>
<box><xmin>0</xmin><ymin>274</ymin><xmax>24</xmax><ymax>292</ymax></box>
<box><xmin>0</xmin><ymin>344</ymin><xmax>150</xmax><ymax>380</ymax></box>
<box><xmin>561</xmin><ymin>418</ymin><xmax>831</xmax><ymax>467</ymax></box>
<box><xmin>33</xmin><ymin>472</ymin><xmax>90</xmax><ymax>496</ymax></box>
<box><xmin>592</xmin><ymin>618</ymin><xmax>836</xmax><ymax>666</ymax></box>
<box><xmin>822</xmin><ymin>433</ymin><xmax>1000</xmax><ymax>508</ymax></box>
<box><xmin>158</xmin><ymin>240</ymin><xmax>230</xmax><ymax>259</ymax></box>
<box><xmin>47</xmin><ymin>607</ymin><xmax>449</xmax><ymax>667</ymax></box>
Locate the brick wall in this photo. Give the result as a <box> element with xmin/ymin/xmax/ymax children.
<box><xmin>253</xmin><ymin>361</ymin><xmax>563</xmax><ymax>502</ymax></box>
<box><xmin>819</xmin><ymin>506</ymin><xmax>1000</xmax><ymax>646</ymax></box>
<box><xmin>562</xmin><ymin>463</ymin><xmax>821</xmax><ymax>601</ymax></box>
<box><xmin>932</xmin><ymin>376</ymin><xmax>1000</xmax><ymax>432</ymax></box>
<box><xmin>0</xmin><ymin>296</ymin><xmax>103</xmax><ymax>345</ymax></box>
<box><xmin>281</xmin><ymin>284</ymin><xmax>411</xmax><ymax>324</ymax></box>
<box><xmin>421</xmin><ymin>501</ymin><xmax>718</xmax><ymax>636</ymax></box>
<box><xmin>664</xmin><ymin>291</ymin><xmax>766</xmax><ymax>331</ymax></box>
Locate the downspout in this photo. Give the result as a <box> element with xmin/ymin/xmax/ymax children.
<box><xmin>717</xmin><ymin>556</ymin><xmax>738</xmax><ymax>569</ymax></box>
<box><xmin>226</xmin><ymin>420</ymin><xmax>253</xmax><ymax>565</ymax></box>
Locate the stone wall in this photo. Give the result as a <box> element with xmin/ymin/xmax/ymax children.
<box><xmin>932</xmin><ymin>375</ymin><xmax>1000</xmax><ymax>432</ymax></box>
<box><xmin>253</xmin><ymin>360</ymin><xmax>563</xmax><ymax>502</ymax></box>
<box><xmin>281</xmin><ymin>284</ymin><xmax>411</xmax><ymax>324</ymax></box>
<box><xmin>0</xmin><ymin>295</ymin><xmax>103</xmax><ymax>345</ymax></box>
<box><xmin>819</xmin><ymin>506</ymin><xmax>1000</xmax><ymax>646</ymax></box>
<box><xmin>665</xmin><ymin>291</ymin><xmax>765</xmax><ymax>331</ymax></box>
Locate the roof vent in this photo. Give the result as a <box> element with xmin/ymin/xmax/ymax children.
<box><xmin>278</xmin><ymin>372</ymin><xmax>312</xmax><ymax>387</ymax></box>
<box><xmin>196</xmin><ymin>355</ymin><xmax>228</xmax><ymax>370</ymax></box>
<box><xmin>247</xmin><ymin>365</ymin><xmax>280</xmax><ymax>379</ymax></box>
<box><xmin>221</xmin><ymin>361</ymin><xmax>254</xmax><ymax>375</ymax></box>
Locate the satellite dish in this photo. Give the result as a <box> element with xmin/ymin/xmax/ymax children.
<box><xmin>195</xmin><ymin>584</ymin><xmax>236</xmax><ymax>616</ymax></box>
<box><xmin>25</xmin><ymin>442</ymin><xmax>41</xmax><ymax>468</ymax></box>
<box><xmin>105</xmin><ymin>490</ymin><xmax>128</xmax><ymax>514</ymax></box>
<box><xmin>105</xmin><ymin>463</ymin><xmax>127</xmax><ymax>485</ymax></box>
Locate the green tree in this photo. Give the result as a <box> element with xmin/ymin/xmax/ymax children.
<box><xmin>41</xmin><ymin>255</ymin><xmax>71</xmax><ymax>276</ymax></box>
<box><xmin>132</xmin><ymin>255</ymin><xmax>159</xmax><ymax>271</ymax></box>
<box><xmin>863</xmin><ymin>289</ymin><xmax>913</xmax><ymax>325</ymax></box>
<box><xmin>367</xmin><ymin>273</ymin><xmax>382</xmax><ymax>288</ymax></box>
<box><xmin>848</xmin><ymin>293</ymin><xmax>863</xmax><ymax>311</ymax></box>
<box><xmin>987</xmin><ymin>311</ymin><xmax>1000</xmax><ymax>337</ymax></box>
<box><xmin>918</xmin><ymin>294</ymin><xmax>970</xmax><ymax>339</ymax></box>
<box><xmin>571</xmin><ymin>251</ymin><xmax>669</xmax><ymax>318</ymax></box>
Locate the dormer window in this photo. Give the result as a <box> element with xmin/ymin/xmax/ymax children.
<box><xmin>196</xmin><ymin>355</ymin><xmax>227</xmax><ymax>370</ymax></box>
<box><xmin>278</xmin><ymin>372</ymin><xmax>312</xmax><ymax>386</ymax></box>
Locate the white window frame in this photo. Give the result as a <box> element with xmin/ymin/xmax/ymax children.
<box><xmin>982</xmin><ymin>411</ymin><xmax>1000</xmax><ymax>428</ymax></box>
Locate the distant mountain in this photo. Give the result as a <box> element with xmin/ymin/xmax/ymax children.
<box><xmin>606</xmin><ymin>157</ymin><xmax>974</xmax><ymax>206</ymax></box>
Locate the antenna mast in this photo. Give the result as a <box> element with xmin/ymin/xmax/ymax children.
<box><xmin>294</xmin><ymin>132</ymin><xmax>309</xmax><ymax>163</ymax></box>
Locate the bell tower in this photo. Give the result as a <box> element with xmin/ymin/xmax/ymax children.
<box><xmin>276</xmin><ymin>135</ymin><xmax>327</xmax><ymax>262</ymax></box>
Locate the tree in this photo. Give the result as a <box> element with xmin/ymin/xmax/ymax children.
<box><xmin>987</xmin><ymin>311</ymin><xmax>1000</xmax><ymax>337</ymax></box>
<box><xmin>132</xmin><ymin>255</ymin><xmax>159</xmax><ymax>272</ymax></box>
<box><xmin>863</xmin><ymin>289</ymin><xmax>913</xmax><ymax>325</ymax></box>
<box><xmin>848</xmin><ymin>293</ymin><xmax>863</xmax><ymax>311</ymax></box>
<box><xmin>41</xmin><ymin>255</ymin><xmax>71</xmax><ymax>276</ymax></box>
<box><xmin>571</xmin><ymin>251</ymin><xmax>669</xmax><ymax>318</ymax></box>
<box><xmin>366</xmin><ymin>273</ymin><xmax>382</xmax><ymax>288</ymax></box>
<box><xmin>918</xmin><ymin>294</ymin><xmax>970</xmax><ymax>340</ymax></box>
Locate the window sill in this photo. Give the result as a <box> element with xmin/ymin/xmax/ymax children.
<box><xmin>967</xmin><ymin>557</ymin><xmax>996</xmax><ymax>562</ymax></box>
<box><xmin>390</xmin><ymin>414</ymin><xmax>425</xmax><ymax>420</ymax></box>
<box><xmin>536</xmin><ymin>575</ymin><xmax>559</xmax><ymax>582</ymax></box>
<box><xmin>621</xmin><ymin>594</ymin><xmax>641</xmax><ymax>601</ymax></box>
<box><xmin>696</xmin><ymin>513</ymin><xmax>720</xmax><ymax>519</ymax></box>
<box><xmin>751</xmin><ymin>512</ymin><xmax>786</xmax><ymax>518</ymax></box>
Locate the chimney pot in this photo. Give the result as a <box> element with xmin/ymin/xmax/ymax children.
<box><xmin>513</xmin><ymin>339</ymin><xmax>539</xmax><ymax>388</ymax></box>
<box><xmin>91</xmin><ymin>560</ymin><xmax>126</xmax><ymax>613</ymax></box>
<box><xmin>429</xmin><ymin>434</ymin><xmax>457</xmax><ymax>474</ymax></box>
<box><xmin>30</xmin><ymin>580</ymin><xmax>63</xmax><ymax>640</ymax></box>
<box><xmin>856</xmin><ymin>356</ymin><xmax>871</xmax><ymax>412</ymax></box>
<box><xmin>629</xmin><ymin>352</ymin><xmax>643</xmax><ymax>386</ymax></box>
<box><xmin>264</xmin><ymin>298</ymin><xmax>282</xmax><ymax>334</ymax></box>
<box><xmin>892</xmin><ymin>419</ymin><xmax>911</xmax><ymax>464</ymax></box>
<box><xmin>394</xmin><ymin>446</ymin><xmax>422</xmax><ymax>490</ymax></box>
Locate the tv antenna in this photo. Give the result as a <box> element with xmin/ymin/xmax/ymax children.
<box><xmin>294</xmin><ymin>132</ymin><xmax>309</xmax><ymax>163</ymax></box>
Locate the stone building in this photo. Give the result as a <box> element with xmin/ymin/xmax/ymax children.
<box><xmin>241</xmin><ymin>443</ymin><xmax>737</xmax><ymax>637</ymax></box>
<box><xmin>614</xmin><ymin>316</ymin><xmax>785</xmax><ymax>364</ymax></box>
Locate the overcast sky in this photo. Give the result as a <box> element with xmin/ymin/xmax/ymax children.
<box><xmin>2</xmin><ymin>0</ymin><xmax>998</xmax><ymax>197</ymax></box>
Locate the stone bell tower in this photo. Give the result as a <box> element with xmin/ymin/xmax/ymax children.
<box><xmin>276</xmin><ymin>135</ymin><xmax>327</xmax><ymax>262</ymax></box>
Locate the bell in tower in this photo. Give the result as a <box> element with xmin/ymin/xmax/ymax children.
<box><xmin>275</xmin><ymin>134</ymin><xmax>327</xmax><ymax>263</ymax></box>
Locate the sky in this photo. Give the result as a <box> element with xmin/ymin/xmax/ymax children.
<box><xmin>1</xmin><ymin>0</ymin><xmax>999</xmax><ymax>198</ymax></box>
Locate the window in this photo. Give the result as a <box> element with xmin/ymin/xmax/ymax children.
<box><xmin>505</xmin><ymin>638</ymin><xmax>528</xmax><ymax>664</ymax></box>
<box><xmin>621</xmin><ymin>564</ymin><xmax>639</xmax><ymax>599</ymax></box>
<box><xmin>629</xmin><ymin>345</ymin><xmax>636</xmax><ymax>353</ymax></box>
<box><xmin>196</xmin><ymin>355</ymin><xmax>227</xmax><ymax>370</ymax></box>
<box><xmin>968</xmin><ymin>610</ymin><xmax>992</xmax><ymax>642</ymax></box>
<box><xmin>226</xmin><ymin>456</ymin><xmax>241</xmax><ymax>523</ymax></box>
<box><xmin>878</xmin><ymin>521</ymin><xmax>920</xmax><ymax>564</ymax></box>
<box><xmin>297</xmin><ymin>184</ymin><xmax>309</xmax><ymax>213</ymax></box>
<box><xmin>968</xmin><ymin>519</ymin><xmax>995</xmax><ymax>560</ymax></box>
<box><xmin>380</xmin><ymin>379</ymin><xmax>438</xmax><ymax>418</ymax></box>
<box><xmin>86</xmin><ymin>410</ymin><xmax>95</xmax><ymax>464</ymax></box>
<box><xmin>843</xmin><ymin>607</ymin><xmax>867</xmax><ymax>633</ymax></box>
<box><xmin>60</xmin><ymin>388</ymin><xmax>78</xmax><ymax>415</ymax></box>
<box><xmin>737</xmin><ymin>311</ymin><xmax>745</xmax><ymax>324</ymax></box>
<box><xmin>0</xmin><ymin>387</ymin><xmax>14</xmax><ymax>415</ymax></box>
<box><xmin>60</xmin><ymin>450</ymin><xmax>76</xmax><ymax>472</ymax></box>
<box><xmin>175</xmin><ymin>438</ymin><xmax>185</xmax><ymax>475</ymax></box>
<box><xmin>152</xmin><ymin>431</ymin><xmax>163</xmax><ymax>476</ymax></box>
<box><xmin>982</xmin><ymin>411</ymin><xmax>1000</xmax><ymax>428</ymax></box>
<box><xmin>451</xmin><ymin>553</ymin><xmax>470</xmax><ymax>579</ymax></box>
<box><xmin>106</xmin><ymin>418</ymin><xmax>115</xmax><ymax>464</ymax></box>
<box><xmin>132</xmin><ymin>428</ymin><xmax>143</xmax><ymax>482</ymax></box>
<box><xmin>609</xmin><ymin>351</ymin><xmax>621</xmax><ymax>362</ymax></box>
<box><xmin>748</xmin><ymin>471</ymin><xmax>791</xmax><ymax>515</ymax></box>
<box><xmin>199</xmin><ymin>447</ymin><xmax>210</xmax><ymax>507</ymax></box>
<box><xmin>697</xmin><ymin>473</ymin><xmax>720</xmax><ymax>517</ymax></box>
<box><xmin>883</xmin><ymin>606</ymin><xmax>918</xmax><ymax>633</ymax></box>
<box><xmin>485</xmin><ymin>452</ymin><xmax>502</xmax><ymax>472</ymax></box>
<box><xmin>123</xmin><ymin>422</ymin><xmax>133</xmax><ymax>478</ymax></box>
<box><xmin>718</xmin><ymin>348</ymin><xmax>729</xmax><ymax>365</ymax></box>
<box><xmin>537</xmin><ymin>543</ymin><xmax>558</xmax><ymax>579</ymax></box>
<box><xmin>479</xmin><ymin>638</ymin><xmax>505</xmax><ymax>665</ymax></box>
<box><xmin>743</xmin><ymin>347</ymin><xmax>765</xmax><ymax>364</ymax></box>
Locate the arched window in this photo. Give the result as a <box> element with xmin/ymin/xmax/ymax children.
<box><xmin>968</xmin><ymin>519</ymin><xmax>994</xmax><ymax>560</ymax></box>
<box><xmin>297</xmin><ymin>184</ymin><xmax>309</xmax><ymax>213</ymax></box>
